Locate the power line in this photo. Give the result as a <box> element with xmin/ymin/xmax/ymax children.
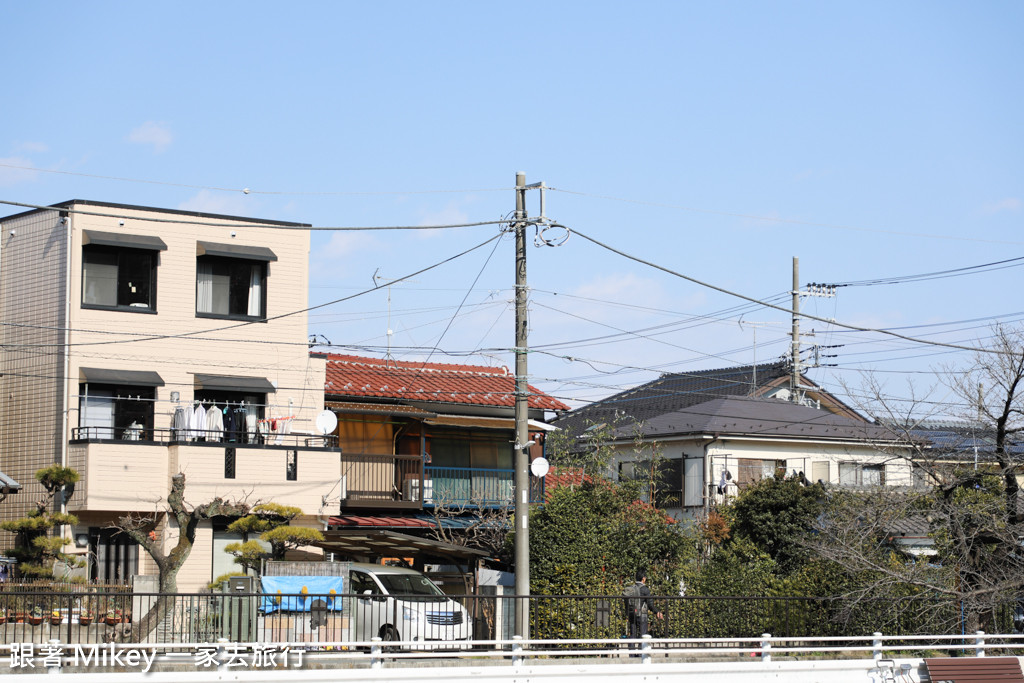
<box><xmin>833</xmin><ymin>256</ymin><xmax>1024</xmax><ymax>287</ymax></box>
<box><xmin>571</xmin><ymin>228</ymin><xmax>1009</xmax><ymax>356</ymax></box>
<box><xmin>17</xmin><ymin>232</ymin><xmax>504</xmax><ymax>348</ymax></box>
<box><xmin>549</xmin><ymin>187</ymin><xmax>1024</xmax><ymax>246</ymax></box>
<box><xmin>0</xmin><ymin>199</ymin><xmax>517</xmax><ymax>231</ymax></box>
<box><xmin>423</xmin><ymin>232</ymin><xmax>506</xmax><ymax>364</ymax></box>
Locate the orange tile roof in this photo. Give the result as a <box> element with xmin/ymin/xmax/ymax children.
<box><xmin>323</xmin><ymin>353</ymin><xmax>569</xmax><ymax>412</ymax></box>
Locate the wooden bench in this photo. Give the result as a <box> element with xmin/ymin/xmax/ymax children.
<box><xmin>924</xmin><ymin>657</ymin><xmax>1024</xmax><ymax>683</ymax></box>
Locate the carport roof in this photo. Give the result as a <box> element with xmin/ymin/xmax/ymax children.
<box><xmin>315</xmin><ymin>529</ymin><xmax>488</xmax><ymax>562</ymax></box>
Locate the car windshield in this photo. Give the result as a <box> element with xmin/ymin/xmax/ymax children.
<box><xmin>376</xmin><ymin>573</ymin><xmax>446</xmax><ymax>600</ymax></box>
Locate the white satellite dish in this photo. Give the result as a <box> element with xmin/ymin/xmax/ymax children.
<box><xmin>530</xmin><ymin>457</ymin><xmax>550</xmax><ymax>478</ymax></box>
<box><xmin>315</xmin><ymin>410</ymin><xmax>338</xmax><ymax>435</ymax></box>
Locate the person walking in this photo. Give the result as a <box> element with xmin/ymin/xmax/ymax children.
<box><xmin>624</xmin><ymin>569</ymin><xmax>662</xmax><ymax>649</ymax></box>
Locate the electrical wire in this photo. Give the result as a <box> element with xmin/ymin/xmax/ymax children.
<box><xmin>23</xmin><ymin>232</ymin><xmax>504</xmax><ymax>348</ymax></box>
<box><xmin>549</xmin><ymin>187</ymin><xmax>1024</xmax><ymax>246</ymax></box>
<box><xmin>422</xmin><ymin>231</ymin><xmax>506</xmax><ymax>364</ymax></box>
<box><xmin>0</xmin><ymin>199</ymin><xmax>518</xmax><ymax>231</ymax></box>
<box><xmin>571</xmin><ymin>227</ymin><xmax>1011</xmax><ymax>356</ymax></box>
<box><xmin>832</xmin><ymin>256</ymin><xmax>1024</xmax><ymax>287</ymax></box>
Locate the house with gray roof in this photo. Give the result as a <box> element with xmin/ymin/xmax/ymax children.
<box><xmin>554</xmin><ymin>366</ymin><xmax>912</xmax><ymax>519</ymax></box>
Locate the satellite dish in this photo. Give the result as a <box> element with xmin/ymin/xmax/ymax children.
<box><xmin>530</xmin><ymin>457</ymin><xmax>550</xmax><ymax>478</ymax></box>
<box><xmin>315</xmin><ymin>410</ymin><xmax>338</xmax><ymax>435</ymax></box>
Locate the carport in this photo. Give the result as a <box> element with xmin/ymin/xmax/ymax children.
<box><xmin>312</xmin><ymin>528</ymin><xmax>489</xmax><ymax>596</ymax></box>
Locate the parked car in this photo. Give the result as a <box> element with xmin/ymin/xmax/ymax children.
<box><xmin>348</xmin><ymin>563</ymin><xmax>472</xmax><ymax>647</ymax></box>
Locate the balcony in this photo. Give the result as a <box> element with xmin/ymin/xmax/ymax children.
<box><xmin>70</xmin><ymin>426</ymin><xmax>339</xmax><ymax>449</ymax></box>
<box><xmin>426</xmin><ymin>467</ymin><xmax>545</xmax><ymax>508</ymax></box>
<box><xmin>67</xmin><ymin>428</ymin><xmax>343</xmax><ymax>513</ymax></box>
<box><xmin>335</xmin><ymin>455</ymin><xmax>546</xmax><ymax>511</ymax></box>
<box><xmin>338</xmin><ymin>453</ymin><xmax>423</xmax><ymax>510</ymax></box>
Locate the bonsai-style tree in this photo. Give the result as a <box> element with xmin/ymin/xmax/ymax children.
<box><xmin>224</xmin><ymin>503</ymin><xmax>324</xmax><ymax>574</ymax></box>
<box><xmin>113</xmin><ymin>472</ymin><xmax>250</xmax><ymax>640</ymax></box>
<box><xmin>0</xmin><ymin>465</ymin><xmax>84</xmax><ymax>578</ymax></box>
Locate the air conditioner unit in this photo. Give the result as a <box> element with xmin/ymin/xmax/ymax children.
<box><xmin>403</xmin><ymin>479</ymin><xmax>433</xmax><ymax>503</ymax></box>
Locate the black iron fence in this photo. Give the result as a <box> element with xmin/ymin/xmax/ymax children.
<box><xmin>0</xmin><ymin>591</ymin><xmax>1017</xmax><ymax>646</ymax></box>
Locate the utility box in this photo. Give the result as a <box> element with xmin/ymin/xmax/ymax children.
<box><xmin>222</xmin><ymin>576</ymin><xmax>257</xmax><ymax>641</ymax></box>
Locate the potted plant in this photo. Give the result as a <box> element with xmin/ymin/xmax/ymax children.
<box><xmin>0</xmin><ymin>610</ymin><xmax>6</xmax><ymax>626</ymax></box>
<box><xmin>104</xmin><ymin>609</ymin><xmax>120</xmax><ymax>626</ymax></box>
<box><xmin>27</xmin><ymin>607</ymin><xmax>43</xmax><ymax>626</ymax></box>
<box><xmin>50</xmin><ymin>609</ymin><xmax>63</xmax><ymax>626</ymax></box>
<box><xmin>78</xmin><ymin>610</ymin><xmax>93</xmax><ymax>626</ymax></box>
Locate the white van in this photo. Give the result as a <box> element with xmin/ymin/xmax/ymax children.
<box><xmin>348</xmin><ymin>563</ymin><xmax>472</xmax><ymax>646</ymax></box>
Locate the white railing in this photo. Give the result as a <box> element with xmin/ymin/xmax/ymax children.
<box><xmin>7</xmin><ymin>631</ymin><xmax>1024</xmax><ymax>680</ymax></box>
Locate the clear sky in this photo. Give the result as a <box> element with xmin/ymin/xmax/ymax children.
<box><xmin>2</xmin><ymin>2</ymin><xmax>1022</xmax><ymax>418</ymax></box>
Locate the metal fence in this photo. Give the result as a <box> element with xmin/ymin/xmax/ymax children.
<box><xmin>70</xmin><ymin>427</ymin><xmax>339</xmax><ymax>449</ymax></box>
<box><xmin>1</xmin><ymin>590</ymin><xmax>1017</xmax><ymax>647</ymax></box>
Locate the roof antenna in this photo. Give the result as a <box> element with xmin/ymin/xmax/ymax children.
<box><xmin>739</xmin><ymin>318</ymin><xmax>783</xmax><ymax>396</ymax></box>
<box><xmin>373</xmin><ymin>268</ymin><xmax>395</xmax><ymax>368</ymax></box>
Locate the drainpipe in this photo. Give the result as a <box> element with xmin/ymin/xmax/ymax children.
<box><xmin>60</xmin><ymin>211</ymin><xmax>73</xmax><ymax>516</ymax></box>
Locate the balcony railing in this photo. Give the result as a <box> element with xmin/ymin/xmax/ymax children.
<box><xmin>333</xmin><ymin>459</ymin><xmax>546</xmax><ymax>511</ymax></box>
<box><xmin>338</xmin><ymin>453</ymin><xmax>423</xmax><ymax>510</ymax></box>
<box><xmin>70</xmin><ymin>427</ymin><xmax>338</xmax><ymax>449</ymax></box>
<box><xmin>425</xmin><ymin>467</ymin><xmax>545</xmax><ymax>508</ymax></box>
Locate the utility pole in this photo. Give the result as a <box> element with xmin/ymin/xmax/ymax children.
<box><xmin>513</xmin><ymin>172</ymin><xmax>531</xmax><ymax>638</ymax></box>
<box><xmin>790</xmin><ymin>257</ymin><xmax>801</xmax><ymax>403</ymax></box>
<box><xmin>789</xmin><ymin>260</ymin><xmax>838</xmax><ymax>402</ymax></box>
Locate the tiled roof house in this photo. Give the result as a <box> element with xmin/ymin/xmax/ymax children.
<box><xmin>320</xmin><ymin>354</ymin><xmax>567</xmax><ymax>559</ymax></box>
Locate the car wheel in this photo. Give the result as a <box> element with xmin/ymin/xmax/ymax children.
<box><xmin>380</xmin><ymin>624</ymin><xmax>400</xmax><ymax>650</ymax></box>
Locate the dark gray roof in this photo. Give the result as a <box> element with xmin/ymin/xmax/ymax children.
<box><xmin>887</xmin><ymin>515</ymin><xmax>930</xmax><ymax>537</ymax></box>
<box><xmin>553</xmin><ymin>362</ymin><xmax>863</xmax><ymax>436</ymax></box>
<box><xmin>616</xmin><ymin>396</ymin><xmax>900</xmax><ymax>443</ymax></box>
<box><xmin>906</xmin><ymin>424</ymin><xmax>1024</xmax><ymax>456</ymax></box>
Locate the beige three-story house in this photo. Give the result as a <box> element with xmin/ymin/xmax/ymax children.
<box><xmin>0</xmin><ymin>200</ymin><xmax>338</xmax><ymax>591</ymax></box>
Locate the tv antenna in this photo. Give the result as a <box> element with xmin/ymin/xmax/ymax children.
<box><xmin>738</xmin><ymin>317</ymin><xmax>785</xmax><ymax>392</ymax></box>
<box><xmin>372</xmin><ymin>268</ymin><xmax>419</xmax><ymax>366</ymax></box>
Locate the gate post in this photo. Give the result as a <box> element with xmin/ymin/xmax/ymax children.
<box><xmin>761</xmin><ymin>633</ymin><xmax>771</xmax><ymax>662</ymax></box>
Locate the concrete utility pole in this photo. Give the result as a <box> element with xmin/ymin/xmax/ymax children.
<box><xmin>513</xmin><ymin>172</ymin><xmax>531</xmax><ymax>638</ymax></box>
<box><xmin>790</xmin><ymin>256</ymin><xmax>801</xmax><ymax>403</ymax></box>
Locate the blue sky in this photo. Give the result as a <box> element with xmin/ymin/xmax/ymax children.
<box><xmin>2</xmin><ymin>2</ymin><xmax>1022</xmax><ymax>417</ymax></box>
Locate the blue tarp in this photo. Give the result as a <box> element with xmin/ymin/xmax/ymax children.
<box><xmin>260</xmin><ymin>575</ymin><xmax>345</xmax><ymax>613</ymax></box>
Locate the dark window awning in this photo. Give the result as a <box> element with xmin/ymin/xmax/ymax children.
<box><xmin>83</xmin><ymin>230</ymin><xmax>167</xmax><ymax>251</ymax></box>
<box><xmin>0</xmin><ymin>470</ymin><xmax>21</xmax><ymax>493</ymax></box>
<box><xmin>197</xmin><ymin>241</ymin><xmax>277</xmax><ymax>262</ymax></box>
<box><xmin>80</xmin><ymin>367</ymin><xmax>165</xmax><ymax>387</ymax></box>
<box><xmin>194</xmin><ymin>374</ymin><xmax>275</xmax><ymax>393</ymax></box>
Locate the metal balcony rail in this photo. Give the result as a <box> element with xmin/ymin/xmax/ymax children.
<box><xmin>339</xmin><ymin>453</ymin><xmax>423</xmax><ymax>508</ymax></box>
<box><xmin>425</xmin><ymin>467</ymin><xmax>545</xmax><ymax>507</ymax></box>
<box><xmin>70</xmin><ymin>427</ymin><xmax>338</xmax><ymax>449</ymax></box>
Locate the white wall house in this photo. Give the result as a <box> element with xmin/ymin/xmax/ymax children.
<box><xmin>0</xmin><ymin>200</ymin><xmax>336</xmax><ymax>591</ymax></box>
<box><xmin>608</xmin><ymin>396</ymin><xmax>913</xmax><ymax>520</ymax></box>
